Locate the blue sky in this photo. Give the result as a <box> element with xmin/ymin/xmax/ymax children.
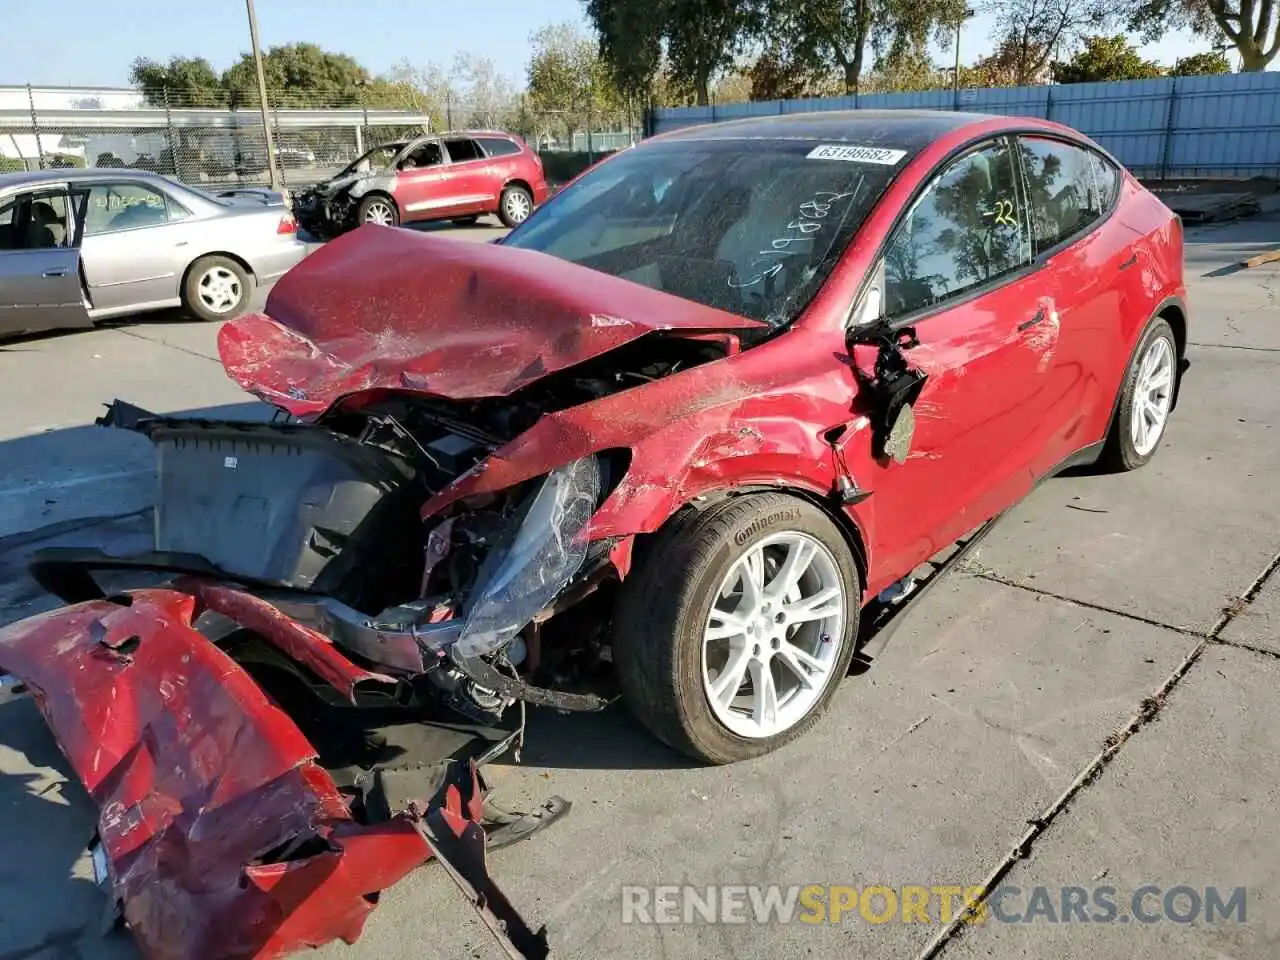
<box><xmin>4</xmin><ymin>0</ymin><xmax>1223</xmax><ymax>89</ymax></box>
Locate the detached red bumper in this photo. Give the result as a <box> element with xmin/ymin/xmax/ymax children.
<box><xmin>0</xmin><ymin>589</ymin><xmax>547</xmax><ymax>960</ymax></box>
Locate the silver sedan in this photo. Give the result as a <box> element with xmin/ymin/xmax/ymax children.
<box><xmin>0</xmin><ymin>168</ymin><xmax>309</xmax><ymax>338</ymax></box>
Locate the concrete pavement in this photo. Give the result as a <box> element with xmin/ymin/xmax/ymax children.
<box><xmin>1</xmin><ymin>214</ymin><xmax>1279</xmax><ymax>959</ymax></box>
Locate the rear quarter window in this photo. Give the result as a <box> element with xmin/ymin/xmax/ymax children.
<box><xmin>477</xmin><ymin>137</ymin><xmax>521</xmax><ymax>158</ymax></box>
<box><xmin>1018</xmin><ymin>136</ymin><xmax>1106</xmax><ymax>255</ymax></box>
<box><xmin>1091</xmin><ymin>154</ymin><xmax>1121</xmax><ymax>212</ymax></box>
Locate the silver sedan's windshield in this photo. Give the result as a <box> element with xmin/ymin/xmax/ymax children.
<box><xmin>502</xmin><ymin>139</ymin><xmax>903</xmax><ymax>327</ymax></box>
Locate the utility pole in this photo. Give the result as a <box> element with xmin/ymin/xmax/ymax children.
<box><xmin>952</xmin><ymin>7</ymin><xmax>976</xmax><ymax>107</ymax></box>
<box><xmin>245</xmin><ymin>0</ymin><xmax>282</xmax><ymax>192</ymax></box>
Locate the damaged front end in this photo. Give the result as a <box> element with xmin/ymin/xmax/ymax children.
<box><xmin>0</xmin><ymin>401</ymin><xmax>629</xmax><ymax>958</ymax></box>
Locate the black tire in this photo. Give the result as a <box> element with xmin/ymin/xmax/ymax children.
<box><xmin>612</xmin><ymin>493</ymin><xmax>861</xmax><ymax>765</ymax></box>
<box><xmin>452</xmin><ymin>215</ymin><xmax>481</xmax><ymax>226</ymax></box>
<box><xmin>356</xmin><ymin>193</ymin><xmax>399</xmax><ymax>227</ymax></box>
<box><xmin>497</xmin><ymin>185</ymin><xmax>534</xmax><ymax>228</ymax></box>
<box><xmin>182</xmin><ymin>255</ymin><xmax>251</xmax><ymax>322</ymax></box>
<box><xmin>1098</xmin><ymin>317</ymin><xmax>1178</xmax><ymax>472</ymax></box>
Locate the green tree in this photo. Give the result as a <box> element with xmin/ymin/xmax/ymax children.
<box><xmin>527</xmin><ymin>23</ymin><xmax>624</xmax><ymax>142</ymax></box>
<box><xmin>1170</xmin><ymin>49</ymin><xmax>1232</xmax><ymax>73</ymax></box>
<box><xmin>1051</xmin><ymin>33</ymin><xmax>1166</xmax><ymax>81</ymax></box>
<box><xmin>221</xmin><ymin>42</ymin><xmax>370</xmax><ymax>108</ymax></box>
<box><xmin>128</xmin><ymin>56</ymin><xmax>225</xmax><ymax>107</ymax></box>
<box><xmin>752</xmin><ymin>0</ymin><xmax>966</xmax><ymax>97</ymax></box>
<box><xmin>1124</xmin><ymin>0</ymin><xmax>1279</xmax><ymax>71</ymax></box>
<box><xmin>585</xmin><ymin>0</ymin><xmax>761</xmax><ymax>105</ymax></box>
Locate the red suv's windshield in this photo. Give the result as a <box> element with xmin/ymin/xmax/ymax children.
<box><xmin>502</xmin><ymin>139</ymin><xmax>903</xmax><ymax>327</ymax></box>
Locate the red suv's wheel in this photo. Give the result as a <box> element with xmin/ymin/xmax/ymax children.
<box><xmin>357</xmin><ymin>194</ymin><xmax>399</xmax><ymax>227</ymax></box>
<box><xmin>498</xmin><ymin>185</ymin><xmax>533</xmax><ymax>227</ymax></box>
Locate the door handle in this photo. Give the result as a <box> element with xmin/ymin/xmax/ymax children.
<box><xmin>42</xmin><ymin>268</ymin><xmax>68</xmax><ymax>278</ymax></box>
<box><xmin>1119</xmin><ymin>252</ymin><xmax>1138</xmax><ymax>270</ymax></box>
<box><xmin>175</xmin><ymin>240</ymin><xmax>189</xmax><ymax>247</ymax></box>
<box><xmin>1018</xmin><ymin>308</ymin><xmax>1046</xmax><ymax>332</ymax></box>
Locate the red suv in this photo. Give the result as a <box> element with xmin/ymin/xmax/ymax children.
<box><xmin>293</xmin><ymin>131</ymin><xmax>548</xmax><ymax>236</ymax></box>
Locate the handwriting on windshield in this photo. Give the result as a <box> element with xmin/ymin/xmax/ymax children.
<box><xmin>728</xmin><ymin>190</ymin><xmax>857</xmax><ymax>289</ymax></box>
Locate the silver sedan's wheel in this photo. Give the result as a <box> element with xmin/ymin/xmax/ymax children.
<box><xmin>612</xmin><ymin>493</ymin><xmax>861</xmax><ymax>764</ymax></box>
<box><xmin>197</xmin><ymin>266</ymin><xmax>242</xmax><ymax>316</ymax></box>
<box><xmin>702</xmin><ymin>533</ymin><xmax>845</xmax><ymax>739</ymax></box>
<box><xmin>1130</xmin><ymin>335</ymin><xmax>1174</xmax><ymax>456</ymax></box>
<box><xmin>182</xmin><ymin>255</ymin><xmax>250</xmax><ymax>322</ymax></box>
<box><xmin>362</xmin><ymin>198</ymin><xmax>396</xmax><ymax>225</ymax></box>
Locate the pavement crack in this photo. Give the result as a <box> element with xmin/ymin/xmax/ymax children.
<box><xmin>970</xmin><ymin>572</ymin><xmax>1206</xmax><ymax>639</ymax></box>
<box><xmin>1213</xmin><ymin>637</ymin><xmax>1280</xmax><ymax>660</ymax></box>
<box><xmin>921</xmin><ymin>546</ymin><xmax>1280</xmax><ymax>960</ymax></box>
<box><xmin>112</xmin><ymin>327</ymin><xmax>221</xmax><ymax>364</ymax></box>
<box><xmin>1186</xmin><ymin>341</ymin><xmax>1280</xmax><ymax>354</ymax></box>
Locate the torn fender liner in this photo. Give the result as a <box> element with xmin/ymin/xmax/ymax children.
<box><xmin>0</xmin><ymin>590</ymin><xmax>544</xmax><ymax>960</ymax></box>
<box><xmin>219</xmin><ymin>225</ymin><xmax>764</xmax><ymax>417</ymax></box>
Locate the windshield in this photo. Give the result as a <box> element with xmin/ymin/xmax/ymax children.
<box><xmin>342</xmin><ymin>143</ymin><xmax>403</xmax><ymax>176</ymax></box>
<box><xmin>502</xmin><ymin>139</ymin><xmax>903</xmax><ymax>327</ymax></box>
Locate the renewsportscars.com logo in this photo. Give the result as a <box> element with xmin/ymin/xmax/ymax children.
<box><xmin>621</xmin><ymin>884</ymin><xmax>1247</xmax><ymax>926</ymax></box>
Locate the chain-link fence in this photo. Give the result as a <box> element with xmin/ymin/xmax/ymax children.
<box><xmin>1</xmin><ymin>85</ymin><xmax>644</xmax><ymax>191</ymax></box>
<box><xmin>0</xmin><ymin>84</ymin><xmax>431</xmax><ymax>191</ymax></box>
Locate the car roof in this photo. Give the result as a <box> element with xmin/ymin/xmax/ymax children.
<box><xmin>654</xmin><ymin>109</ymin><xmax>1005</xmax><ymax>153</ymax></box>
<box><xmin>0</xmin><ymin>167</ymin><xmax>181</xmax><ymax>191</ymax></box>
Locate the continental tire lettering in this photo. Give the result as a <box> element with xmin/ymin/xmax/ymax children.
<box><xmin>734</xmin><ymin>509</ymin><xmax>801</xmax><ymax>546</ymax></box>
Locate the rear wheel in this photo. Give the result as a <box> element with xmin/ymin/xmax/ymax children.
<box><xmin>612</xmin><ymin>494</ymin><xmax>860</xmax><ymax>764</ymax></box>
<box><xmin>357</xmin><ymin>194</ymin><xmax>399</xmax><ymax>227</ymax></box>
<box><xmin>183</xmin><ymin>255</ymin><xmax>250</xmax><ymax>322</ymax></box>
<box><xmin>1099</xmin><ymin>317</ymin><xmax>1178</xmax><ymax>471</ymax></box>
<box><xmin>497</xmin><ymin>185</ymin><xmax>533</xmax><ymax>227</ymax></box>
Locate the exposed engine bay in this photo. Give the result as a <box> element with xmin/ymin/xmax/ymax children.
<box><xmin>52</xmin><ymin>332</ymin><xmax>731</xmax><ymax>730</ymax></box>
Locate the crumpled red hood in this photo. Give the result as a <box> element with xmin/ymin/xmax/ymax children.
<box><xmin>219</xmin><ymin>226</ymin><xmax>764</xmax><ymax>418</ymax></box>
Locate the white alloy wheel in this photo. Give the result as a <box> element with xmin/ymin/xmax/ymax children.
<box><xmin>700</xmin><ymin>532</ymin><xmax>846</xmax><ymax>739</ymax></box>
<box><xmin>1130</xmin><ymin>334</ymin><xmax>1175</xmax><ymax>456</ymax></box>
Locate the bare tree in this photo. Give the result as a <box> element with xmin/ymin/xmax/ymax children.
<box><xmin>981</xmin><ymin>0</ymin><xmax>1114</xmax><ymax>83</ymax></box>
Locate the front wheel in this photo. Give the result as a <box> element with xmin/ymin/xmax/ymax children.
<box><xmin>357</xmin><ymin>194</ymin><xmax>399</xmax><ymax>227</ymax></box>
<box><xmin>497</xmin><ymin>185</ymin><xmax>533</xmax><ymax>227</ymax></box>
<box><xmin>1099</xmin><ymin>317</ymin><xmax>1178</xmax><ymax>472</ymax></box>
<box><xmin>612</xmin><ymin>494</ymin><xmax>860</xmax><ymax>764</ymax></box>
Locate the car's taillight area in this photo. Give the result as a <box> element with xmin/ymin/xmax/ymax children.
<box><xmin>277</xmin><ymin>213</ymin><xmax>297</xmax><ymax>235</ymax></box>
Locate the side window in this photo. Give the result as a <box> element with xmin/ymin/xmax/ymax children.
<box><xmin>82</xmin><ymin>183</ymin><xmax>170</xmax><ymax>237</ymax></box>
<box><xmin>401</xmin><ymin>141</ymin><xmax>444</xmax><ymax>169</ymax></box>
<box><xmin>883</xmin><ymin>139</ymin><xmax>1030</xmax><ymax>318</ymax></box>
<box><xmin>443</xmin><ymin>138</ymin><xmax>483</xmax><ymax>163</ymax></box>
<box><xmin>1018</xmin><ymin>137</ymin><xmax>1104</xmax><ymax>255</ymax></box>
<box><xmin>11</xmin><ymin>191</ymin><xmax>72</xmax><ymax>250</ymax></box>
<box><xmin>477</xmin><ymin>137</ymin><xmax>521</xmax><ymax>158</ymax></box>
<box><xmin>1091</xmin><ymin>154</ymin><xmax>1121</xmax><ymax>212</ymax></box>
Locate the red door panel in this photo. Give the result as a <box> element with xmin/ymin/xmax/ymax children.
<box><xmin>860</xmin><ymin>274</ymin><xmax>1060</xmax><ymax>585</ymax></box>
<box><xmin>847</xmin><ymin>136</ymin><xmax>1057</xmax><ymax>589</ymax></box>
<box><xmin>392</xmin><ymin>141</ymin><xmax>451</xmax><ymax>223</ymax></box>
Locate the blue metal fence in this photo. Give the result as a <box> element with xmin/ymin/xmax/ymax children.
<box><xmin>648</xmin><ymin>71</ymin><xmax>1280</xmax><ymax>179</ymax></box>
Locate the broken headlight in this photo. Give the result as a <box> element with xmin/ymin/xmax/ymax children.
<box><xmin>453</xmin><ymin>456</ymin><xmax>601</xmax><ymax>659</ymax></box>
